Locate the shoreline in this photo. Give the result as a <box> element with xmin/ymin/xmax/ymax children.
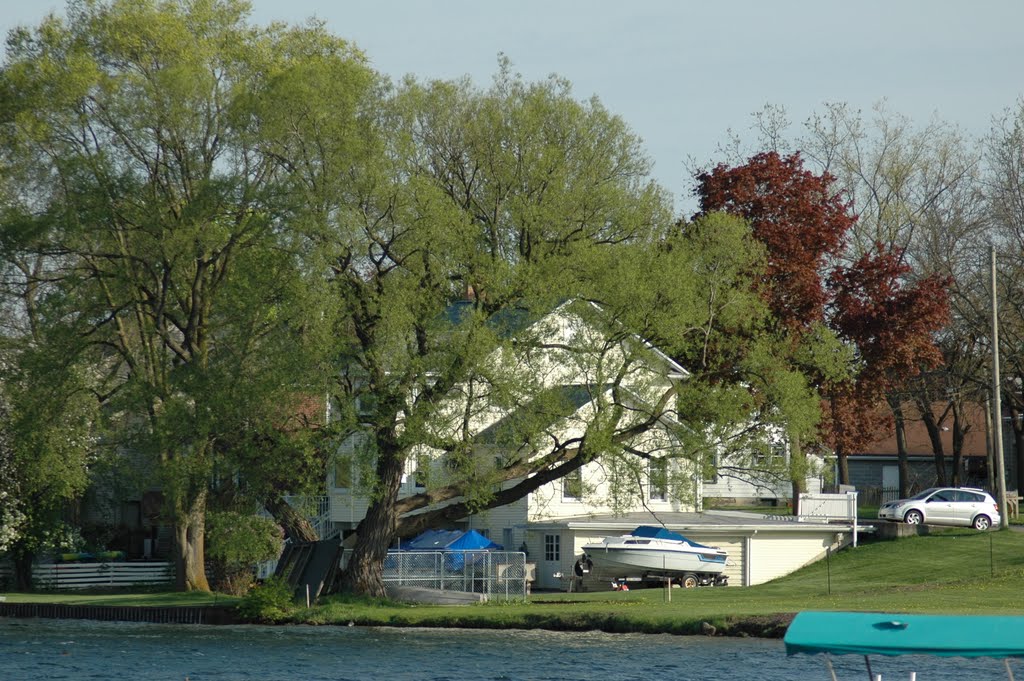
<box><xmin>0</xmin><ymin>601</ymin><xmax>795</xmax><ymax>638</ymax></box>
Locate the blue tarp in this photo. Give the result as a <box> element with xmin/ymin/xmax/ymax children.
<box><xmin>785</xmin><ymin>611</ymin><xmax>1024</xmax><ymax>658</ymax></box>
<box><xmin>629</xmin><ymin>525</ymin><xmax>715</xmax><ymax>550</ymax></box>
<box><xmin>390</xmin><ymin>529</ymin><xmax>503</xmax><ymax>572</ymax></box>
<box><xmin>400</xmin><ymin>529</ymin><xmax>503</xmax><ymax>552</ymax></box>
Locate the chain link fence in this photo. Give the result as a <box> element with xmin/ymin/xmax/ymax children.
<box><xmin>380</xmin><ymin>551</ymin><xmax>528</xmax><ymax>602</ymax></box>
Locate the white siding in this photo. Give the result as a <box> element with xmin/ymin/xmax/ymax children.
<box><xmin>747</xmin><ymin>532</ymin><xmax>837</xmax><ymax>585</ymax></box>
<box><xmin>549</xmin><ymin>526</ymin><xmax>848</xmax><ymax>591</ymax></box>
<box><xmin>702</xmin><ymin>466</ymin><xmax>824</xmax><ymax>502</ymax></box>
<box><xmin>467</xmin><ymin>496</ymin><xmax>529</xmax><ymax>548</ymax></box>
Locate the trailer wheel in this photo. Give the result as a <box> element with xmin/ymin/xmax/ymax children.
<box><xmin>681</xmin><ymin>573</ymin><xmax>698</xmax><ymax>589</ymax></box>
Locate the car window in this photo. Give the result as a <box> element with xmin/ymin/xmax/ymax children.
<box><xmin>929</xmin><ymin>491</ymin><xmax>952</xmax><ymax>502</ymax></box>
<box><xmin>956</xmin><ymin>491</ymin><xmax>984</xmax><ymax>503</ymax></box>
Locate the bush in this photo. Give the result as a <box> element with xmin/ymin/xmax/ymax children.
<box><xmin>237</xmin><ymin>575</ymin><xmax>295</xmax><ymax>622</ymax></box>
<box><xmin>206</xmin><ymin>511</ymin><xmax>283</xmax><ymax>595</ymax></box>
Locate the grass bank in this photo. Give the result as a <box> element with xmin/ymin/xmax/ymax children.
<box><xmin>298</xmin><ymin>528</ymin><xmax>1024</xmax><ymax>636</ymax></box>
<box><xmin>5</xmin><ymin>528</ymin><xmax>1024</xmax><ymax>637</ymax></box>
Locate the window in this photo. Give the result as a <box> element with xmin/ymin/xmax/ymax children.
<box><xmin>355</xmin><ymin>393</ymin><xmax>378</xmax><ymax>418</ymax></box>
<box><xmin>562</xmin><ymin>469</ymin><xmax>583</xmax><ymax>500</ymax></box>
<box><xmin>753</xmin><ymin>442</ymin><xmax>787</xmax><ymax>469</ymax></box>
<box><xmin>333</xmin><ymin>454</ymin><xmax>353</xmax><ymax>489</ymax></box>
<box><xmin>954</xmin><ymin>490</ymin><xmax>984</xmax><ymax>503</ymax></box>
<box><xmin>649</xmin><ymin>458</ymin><xmax>668</xmax><ymax>501</ymax></box>
<box><xmin>544</xmin><ymin>534</ymin><xmax>560</xmax><ymax>562</ymax></box>
<box><xmin>702</xmin><ymin>451</ymin><xmax>719</xmax><ymax>484</ymax></box>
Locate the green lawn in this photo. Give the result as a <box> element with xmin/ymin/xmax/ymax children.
<box><xmin>5</xmin><ymin>528</ymin><xmax>1024</xmax><ymax>635</ymax></box>
<box><xmin>298</xmin><ymin>529</ymin><xmax>1024</xmax><ymax>633</ymax></box>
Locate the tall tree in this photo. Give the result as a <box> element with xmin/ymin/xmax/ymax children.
<box><xmin>269</xmin><ymin>61</ymin><xmax>810</xmax><ymax>596</ymax></box>
<box><xmin>0</xmin><ymin>0</ymin><xmax>371</xmax><ymax>589</ymax></box>
<box><xmin>694</xmin><ymin>152</ymin><xmax>854</xmax><ymax>332</ymax></box>
<box><xmin>694</xmin><ymin>150</ymin><xmax>950</xmax><ymax>497</ymax></box>
<box><xmin>986</xmin><ymin>100</ymin><xmax>1024</xmax><ymax>492</ymax></box>
<box><xmin>828</xmin><ymin>245</ymin><xmax>950</xmax><ymax>493</ymax></box>
<box><xmin>0</xmin><ymin>343</ymin><xmax>96</xmax><ymax>588</ymax></box>
<box><xmin>694</xmin><ymin>152</ymin><xmax>855</xmax><ymax>508</ymax></box>
<box><xmin>800</xmin><ymin>102</ymin><xmax>983</xmax><ymax>489</ymax></box>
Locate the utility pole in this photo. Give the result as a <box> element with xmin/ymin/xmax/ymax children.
<box><xmin>990</xmin><ymin>244</ymin><xmax>1009</xmax><ymax>529</ymax></box>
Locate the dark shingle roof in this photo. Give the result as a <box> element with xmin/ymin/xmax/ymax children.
<box><xmin>476</xmin><ymin>384</ymin><xmax>605</xmax><ymax>446</ymax></box>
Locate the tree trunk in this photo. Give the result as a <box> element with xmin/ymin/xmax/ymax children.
<box><xmin>265</xmin><ymin>494</ymin><xmax>319</xmax><ymax>543</ymax></box>
<box><xmin>173</xmin><ymin>489</ymin><xmax>210</xmax><ymax>592</ymax></box>
<box><xmin>13</xmin><ymin>548</ymin><xmax>33</xmax><ymax>591</ymax></box>
<box><xmin>337</xmin><ymin>442</ymin><xmax>405</xmax><ymax>597</ymax></box>
<box><xmin>789</xmin><ymin>434</ymin><xmax>805</xmax><ymax>516</ymax></box>
<box><xmin>950</xmin><ymin>401</ymin><xmax>967</xmax><ymax>488</ymax></box>
<box><xmin>1010</xmin><ymin>403</ymin><xmax>1024</xmax><ymax>493</ymax></box>
<box><xmin>893</xmin><ymin>404</ymin><xmax>911</xmax><ymax>499</ymax></box>
<box><xmin>831</xmin><ymin>398</ymin><xmax>850</xmax><ymax>486</ymax></box>
<box><xmin>918</xmin><ymin>403</ymin><xmax>947</xmax><ymax>486</ymax></box>
<box><xmin>836</xmin><ymin>449</ymin><xmax>849</xmax><ymax>488</ymax></box>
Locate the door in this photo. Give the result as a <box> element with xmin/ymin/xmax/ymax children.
<box><xmin>924</xmin><ymin>489</ymin><xmax>956</xmax><ymax>523</ymax></box>
<box><xmin>881</xmin><ymin>466</ymin><xmax>899</xmax><ymax>503</ymax></box>
<box><xmin>536</xmin><ymin>533</ymin><xmax>563</xmax><ymax>591</ymax></box>
<box><xmin>951</xmin><ymin>490</ymin><xmax>983</xmax><ymax>525</ymax></box>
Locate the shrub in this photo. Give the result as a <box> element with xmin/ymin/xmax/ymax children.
<box><xmin>206</xmin><ymin>511</ymin><xmax>283</xmax><ymax>595</ymax></box>
<box><xmin>237</xmin><ymin>575</ymin><xmax>295</xmax><ymax>622</ymax></box>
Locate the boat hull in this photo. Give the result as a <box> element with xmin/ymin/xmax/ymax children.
<box><xmin>584</xmin><ymin>545</ymin><xmax>727</xmax><ymax>576</ymax></box>
<box><xmin>583</xmin><ymin>528</ymin><xmax>729</xmax><ymax>579</ymax></box>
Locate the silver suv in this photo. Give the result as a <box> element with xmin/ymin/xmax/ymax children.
<box><xmin>878</xmin><ymin>487</ymin><xmax>1000</xmax><ymax>530</ymax></box>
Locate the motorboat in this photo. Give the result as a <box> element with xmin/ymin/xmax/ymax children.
<box><xmin>582</xmin><ymin>526</ymin><xmax>728</xmax><ymax>587</ymax></box>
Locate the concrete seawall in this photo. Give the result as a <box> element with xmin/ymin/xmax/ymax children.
<box><xmin>0</xmin><ymin>602</ymin><xmax>238</xmax><ymax>625</ymax></box>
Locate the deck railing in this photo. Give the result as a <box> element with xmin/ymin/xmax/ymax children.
<box><xmin>798</xmin><ymin>491</ymin><xmax>860</xmax><ymax>546</ymax></box>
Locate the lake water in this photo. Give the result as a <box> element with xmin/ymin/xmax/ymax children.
<box><xmin>0</xmin><ymin>618</ymin><xmax>1017</xmax><ymax>681</ymax></box>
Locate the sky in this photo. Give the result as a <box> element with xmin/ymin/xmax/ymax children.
<box><xmin>2</xmin><ymin>0</ymin><xmax>1023</xmax><ymax>213</ymax></box>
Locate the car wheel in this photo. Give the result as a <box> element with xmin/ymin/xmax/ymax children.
<box><xmin>904</xmin><ymin>509</ymin><xmax>924</xmax><ymax>525</ymax></box>
<box><xmin>682</xmin><ymin>573</ymin><xmax>698</xmax><ymax>589</ymax></box>
<box><xmin>972</xmin><ymin>515</ymin><xmax>992</xmax><ymax>531</ymax></box>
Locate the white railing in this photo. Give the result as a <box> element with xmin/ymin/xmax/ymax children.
<box><xmin>281</xmin><ymin>495</ymin><xmax>337</xmax><ymax>540</ymax></box>
<box><xmin>798</xmin><ymin>491</ymin><xmax>860</xmax><ymax>546</ymax></box>
<box><xmin>29</xmin><ymin>561</ymin><xmax>173</xmax><ymax>590</ymax></box>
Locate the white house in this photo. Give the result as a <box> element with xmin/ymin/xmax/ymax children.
<box><xmin>325</xmin><ymin>300</ymin><xmax>844</xmax><ymax>590</ymax></box>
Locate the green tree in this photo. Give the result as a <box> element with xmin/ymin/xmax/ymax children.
<box><xmin>0</xmin><ymin>0</ymin><xmax>373</xmax><ymax>590</ymax></box>
<box><xmin>0</xmin><ymin>344</ymin><xmax>96</xmax><ymax>588</ymax></box>
<box><xmin>205</xmin><ymin>510</ymin><xmax>283</xmax><ymax>595</ymax></box>
<box><xmin>267</xmin><ymin>59</ymin><xmax>807</xmax><ymax>596</ymax></box>
<box><xmin>987</xmin><ymin>101</ymin><xmax>1024</xmax><ymax>492</ymax></box>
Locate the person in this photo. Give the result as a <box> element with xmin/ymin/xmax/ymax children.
<box><xmin>573</xmin><ymin>553</ymin><xmax>593</xmax><ymax>592</ymax></box>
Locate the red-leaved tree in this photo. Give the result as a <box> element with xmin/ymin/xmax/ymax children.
<box><xmin>694</xmin><ymin>151</ymin><xmax>854</xmax><ymax>332</ymax></box>
<box><xmin>828</xmin><ymin>245</ymin><xmax>950</xmax><ymax>493</ymax></box>
<box><xmin>694</xmin><ymin>151</ymin><xmax>950</xmax><ymax>498</ymax></box>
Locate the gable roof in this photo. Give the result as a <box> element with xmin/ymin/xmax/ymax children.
<box><xmin>443</xmin><ymin>297</ymin><xmax>690</xmax><ymax>378</ymax></box>
<box><xmin>475</xmin><ymin>384</ymin><xmax>605</xmax><ymax>446</ymax></box>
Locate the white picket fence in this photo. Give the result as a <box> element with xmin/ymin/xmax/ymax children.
<box><xmin>7</xmin><ymin>562</ymin><xmax>175</xmax><ymax>590</ymax></box>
